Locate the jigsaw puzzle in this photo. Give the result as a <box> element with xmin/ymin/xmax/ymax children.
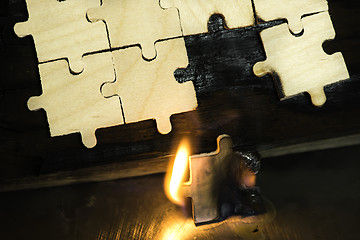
<box><xmin>101</xmin><ymin>38</ymin><xmax>197</xmax><ymax>135</ymax></box>
<box><xmin>160</xmin><ymin>0</ymin><xmax>254</xmax><ymax>36</ymax></box>
<box><xmin>253</xmin><ymin>0</ymin><xmax>328</xmax><ymax>34</ymax></box>
<box><xmin>14</xmin><ymin>0</ymin><xmax>109</xmax><ymax>73</ymax></box>
<box><xmin>27</xmin><ymin>52</ymin><xmax>124</xmax><ymax>148</ymax></box>
<box><xmin>11</xmin><ymin>0</ymin><xmax>351</xmax><ymax>147</ymax></box>
<box><xmin>253</xmin><ymin>11</ymin><xmax>349</xmax><ymax>106</ymax></box>
<box><xmin>87</xmin><ymin>0</ymin><xmax>182</xmax><ymax>60</ymax></box>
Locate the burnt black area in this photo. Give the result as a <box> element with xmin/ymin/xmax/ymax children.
<box><xmin>219</xmin><ymin>186</ymin><xmax>266</xmax><ymax>221</ymax></box>
<box><xmin>0</xmin><ymin>0</ymin><xmax>360</xmax><ymax>178</ymax></box>
<box><xmin>175</xmin><ymin>14</ymin><xmax>271</xmax><ymax>95</ymax></box>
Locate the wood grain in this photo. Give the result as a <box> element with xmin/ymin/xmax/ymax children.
<box><xmin>87</xmin><ymin>0</ymin><xmax>182</xmax><ymax>60</ymax></box>
<box><xmin>27</xmin><ymin>53</ymin><xmax>124</xmax><ymax>148</ymax></box>
<box><xmin>253</xmin><ymin>11</ymin><xmax>349</xmax><ymax>106</ymax></box>
<box><xmin>102</xmin><ymin>39</ymin><xmax>197</xmax><ymax>135</ymax></box>
<box><xmin>160</xmin><ymin>0</ymin><xmax>254</xmax><ymax>36</ymax></box>
<box><xmin>13</xmin><ymin>0</ymin><xmax>109</xmax><ymax>73</ymax></box>
<box><xmin>253</xmin><ymin>0</ymin><xmax>328</xmax><ymax>34</ymax></box>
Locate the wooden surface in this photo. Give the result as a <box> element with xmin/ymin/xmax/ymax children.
<box><xmin>87</xmin><ymin>0</ymin><xmax>182</xmax><ymax>60</ymax></box>
<box><xmin>253</xmin><ymin>0</ymin><xmax>328</xmax><ymax>34</ymax></box>
<box><xmin>160</xmin><ymin>0</ymin><xmax>254</xmax><ymax>36</ymax></box>
<box><xmin>254</xmin><ymin>11</ymin><xmax>349</xmax><ymax>106</ymax></box>
<box><xmin>13</xmin><ymin>0</ymin><xmax>109</xmax><ymax>73</ymax></box>
<box><xmin>102</xmin><ymin>38</ymin><xmax>197</xmax><ymax>135</ymax></box>
<box><xmin>0</xmin><ymin>0</ymin><xmax>360</xmax><ymax>189</ymax></box>
<box><xmin>27</xmin><ymin>53</ymin><xmax>123</xmax><ymax>148</ymax></box>
<box><xmin>0</xmin><ymin>145</ymin><xmax>358</xmax><ymax>240</ymax></box>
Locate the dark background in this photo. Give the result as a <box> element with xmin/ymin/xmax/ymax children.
<box><xmin>0</xmin><ymin>144</ymin><xmax>359</xmax><ymax>240</ymax></box>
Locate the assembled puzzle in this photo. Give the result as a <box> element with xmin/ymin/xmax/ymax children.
<box><xmin>14</xmin><ymin>0</ymin><xmax>349</xmax><ymax>147</ymax></box>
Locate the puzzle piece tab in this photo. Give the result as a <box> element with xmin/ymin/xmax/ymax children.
<box><xmin>102</xmin><ymin>38</ymin><xmax>197</xmax><ymax>135</ymax></box>
<box><xmin>14</xmin><ymin>0</ymin><xmax>109</xmax><ymax>74</ymax></box>
<box><xmin>160</xmin><ymin>0</ymin><xmax>254</xmax><ymax>36</ymax></box>
<box><xmin>87</xmin><ymin>0</ymin><xmax>182</xmax><ymax>60</ymax></box>
<box><xmin>253</xmin><ymin>0</ymin><xmax>328</xmax><ymax>34</ymax></box>
<box><xmin>253</xmin><ymin>11</ymin><xmax>349</xmax><ymax>106</ymax></box>
<box><xmin>181</xmin><ymin>135</ymin><xmax>234</xmax><ymax>224</ymax></box>
<box><xmin>27</xmin><ymin>53</ymin><xmax>124</xmax><ymax>148</ymax></box>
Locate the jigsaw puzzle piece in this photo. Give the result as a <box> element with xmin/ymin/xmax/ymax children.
<box><xmin>181</xmin><ymin>135</ymin><xmax>233</xmax><ymax>224</ymax></box>
<box><xmin>14</xmin><ymin>0</ymin><xmax>109</xmax><ymax>74</ymax></box>
<box><xmin>160</xmin><ymin>0</ymin><xmax>254</xmax><ymax>36</ymax></box>
<box><xmin>27</xmin><ymin>53</ymin><xmax>124</xmax><ymax>148</ymax></box>
<box><xmin>102</xmin><ymin>38</ymin><xmax>197</xmax><ymax>134</ymax></box>
<box><xmin>253</xmin><ymin>0</ymin><xmax>328</xmax><ymax>34</ymax></box>
<box><xmin>87</xmin><ymin>0</ymin><xmax>182</xmax><ymax>60</ymax></box>
<box><xmin>253</xmin><ymin>11</ymin><xmax>349</xmax><ymax>106</ymax></box>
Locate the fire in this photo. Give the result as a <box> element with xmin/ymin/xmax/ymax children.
<box><xmin>165</xmin><ymin>139</ymin><xmax>190</xmax><ymax>205</ymax></box>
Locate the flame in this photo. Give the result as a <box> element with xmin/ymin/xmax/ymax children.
<box><xmin>165</xmin><ymin>139</ymin><xmax>190</xmax><ymax>205</ymax></box>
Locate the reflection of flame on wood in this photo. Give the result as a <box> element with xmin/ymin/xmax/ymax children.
<box><xmin>158</xmin><ymin>197</ymin><xmax>276</xmax><ymax>240</ymax></box>
<box><xmin>164</xmin><ymin>138</ymin><xmax>190</xmax><ymax>205</ymax></box>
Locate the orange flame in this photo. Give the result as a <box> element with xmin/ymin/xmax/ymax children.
<box><xmin>165</xmin><ymin>138</ymin><xmax>190</xmax><ymax>205</ymax></box>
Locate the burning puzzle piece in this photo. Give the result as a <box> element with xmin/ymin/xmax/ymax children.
<box><xmin>101</xmin><ymin>38</ymin><xmax>197</xmax><ymax>135</ymax></box>
<box><xmin>160</xmin><ymin>0</ymin><xmax>254</xmax><ymax>36</ymax></box>
<box><xmin>180</xmin><ymin>135</ymin><xmax>234</xmax><ymax>224</ymax></box>
<box><xmin>27</xmin><ymin>52</ymin><xmax>124</xmax><ymax>148</ymax></box>
<box><xmin>87</xmin><ymin>0</ymin><xmax>181</xmax><ymax>60</ymax></box>
<box><xmin>253</xmin><ymin>0</ymin><xmax>328</xmax><ymax>34</ymax></box>
<box><xmin>253</xmin><ymin>11</ymin><xmax>349</xmax><ymax>106</ymax></box>
<box><xmin>14</xmin><ymin>0</ymin><xmax>109</xmax><ymax>74</ymax></box>
<box><xmin>179</xmin><ymin>135</ymin><xmax>264</xmax><ymax>225</ymax></box>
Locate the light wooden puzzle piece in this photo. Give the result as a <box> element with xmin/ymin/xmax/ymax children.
<box><xmin>253</xmin><ymin>11</ymin><xmax>349</xmax><ymax>106</ymax></box>
<box><xmin>27</xmin><ymin>53</ymin><xmax>124</xmax><ymax>148</ymax></box>
<box><xmin>87</xmin><ymin>0</ymin><xmax>182</xmax><ymax>60</ymax></box>
<box><xmin>160</xmin><ymin>0</ymin><xmax>254</xmax><ymax>36</ymax></box>
<box><xmin>102</xmin><ymin>38</ymin><xmax>197</xmax><ymax>134</ymax></box>
<box><xmin>182</xmin><ymin>135</ymin><xmax>234</xmax><ymax>224</ymax></box>
<box><xmin>14</xmin><ymin>0</ymin><xmax>109</xmax><ymax>74</ymax></box>
<box><xmin>253</xmin><ymin>0</ymin><xmax>328</xmax><ymax>34</ymax></box>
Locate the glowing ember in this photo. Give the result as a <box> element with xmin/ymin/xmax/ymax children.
<box><xmin>165</xmin><ymin>139</ymin><xmax>190</xmax><ymax>205</ymax></box>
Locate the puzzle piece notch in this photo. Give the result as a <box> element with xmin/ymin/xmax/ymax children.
<box><xmin>159</xmin><ymin>0</ymin><xmax>255</xmax><ymax>36</ymax></box>
<box><xmin>28</xmin><ymin>52</ymin><xmax>124</xmax><ymax>148</ymax></box>
<box><xmin>101</xmin><ymin>38</ymin><xmax>197</xmax><ymax>135</ymax></box>
<box><xmin>253</xmin><ymin>0</ymin><xmax>328</xmax><ymax>34</ymax></box>
<box><xmin>180</xmin><ymin>135</ymin><xmax>234</xmax><ymax>224</ymax></box>
<box><xmin>87</xmin><ymin>0</ymin><xmax>182</xmax><ymax>60</ymax></box>
<box><xmin>14</xmin><ymin>0</ymin><xmax>109</xmax><ymax>74</ymax></box>
<box><xmin>253</xmin><ymin>11</ymin><xmax>349</xmax><ymax>106</ymax></box>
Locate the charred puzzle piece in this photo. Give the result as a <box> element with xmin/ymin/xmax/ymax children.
<box><xmin>181</xmin><ymin>134</ymin><xmax>265</xmax><ymax>225</ymax></box>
